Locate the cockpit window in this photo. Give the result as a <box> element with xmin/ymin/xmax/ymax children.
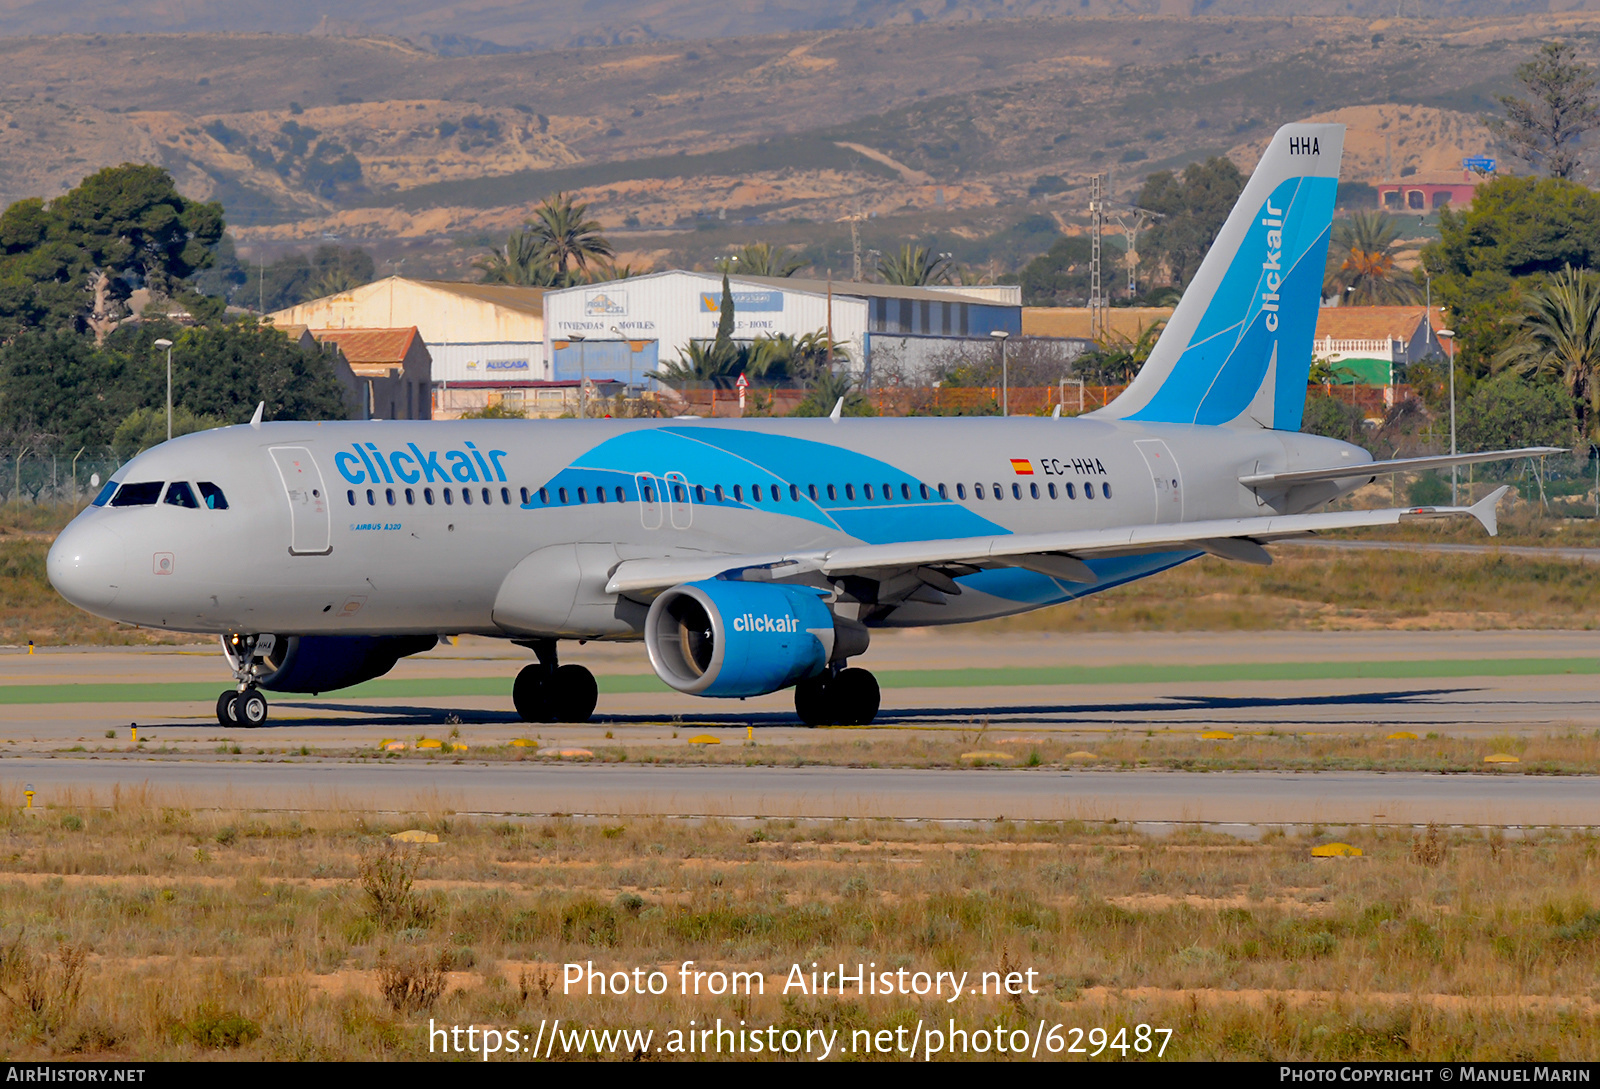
<box><xmin>91</xmin><ymin>481</ymin><xmax>118</xmax><ymax>507</ymax></box>
<box><xmin>163</xmin><ymin>482</ymin><xmax>198</xmax><ymax>509</ymax></box>
<box><xmin>110</xmin><ymin>482</ymin><xmax>163</xmax><ymax>507</ymax></box>
<box><xmin>197</xmin><ymin>482</ymin><xmax>228</xmax><ymax>510</ymax></box>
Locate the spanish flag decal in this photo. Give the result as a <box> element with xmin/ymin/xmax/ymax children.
<box><xmin>1009</xmin><ymin>458</ymin><xmax>1034</xmax><ymax>475</ymax></box>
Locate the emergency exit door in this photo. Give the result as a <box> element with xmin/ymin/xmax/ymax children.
<box><xmin>1134</xmin><ymin>439</ymin><xmax>1185</xmax><ymax>524</ymax></box>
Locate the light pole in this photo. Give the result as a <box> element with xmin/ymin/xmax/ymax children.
<box><xmin>154</xmin><ymin>338</ymin><xmax>174</xmax><ymax>441</ymax></box>
<box><xmin>610</xmin><ymin>325</ymin><xmax>629</xmax><ymax>398</ymax></box>
<box><xmin>1438</xmin><ymin>323</ymin><xmax>1458</xmax><ymax>504</ymax></box>
<box><xmin>990</xmin><ymin>329</ymin><xmax>1010</xmax><ymax>416</ymax></box>
<box><xmin>569</xmin><ymin>333</ymin><xmax>587</xmax><ymax>419</ymax></box>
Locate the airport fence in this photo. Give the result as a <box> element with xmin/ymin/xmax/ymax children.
<box><xmin>0</xmin><ymin>448</ymin><xmax>125</xmax><ymax>507</ymax></box>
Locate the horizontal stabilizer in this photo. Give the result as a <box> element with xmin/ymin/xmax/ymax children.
<box><xmin>1240</xmin><ymin>447</ymin><xmax>1566</xmax><ymax>489</ymax></box>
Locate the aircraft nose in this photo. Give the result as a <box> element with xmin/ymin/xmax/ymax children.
<box><xmin>48</xmin><ymin>519</ymin><xmax>126</xmax><ymax>616</ymax></box>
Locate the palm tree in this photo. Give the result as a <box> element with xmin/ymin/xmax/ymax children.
<box><xmin>1494</xmin><ymin>264</ymin><xmax>1600</xmax><ymax>438</ymax></box>
<box><xmin>526</xmin><ymin>192</ymin><xmax>614</xmax><ymax>283</ymax></box>
<box><xmin>723</xmin><ymin>243</ymin><xmax>806</xmax><ymax>278</ymax></box>
<box><xmin>877</xmin><ymin>245</ymin><xmax>953</xmax><ymax>287</ymax></box>
<box><xmin>746</xmin><ymin>331</ymin><xmax>846</xmax><ymax>384</ymax></box>
<box><xmin>1324</xmin><ymin>211</ymin><xmax>1420</xmax><ymax>305</ymax></box>
<box><xmin>474</xmin><ymin>230</ymin><xmax>556</xmax><ymax>286</ymax></box>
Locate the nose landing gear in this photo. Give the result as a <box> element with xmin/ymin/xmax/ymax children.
<box><xmin>512</xmin><ymin>638</ymin><xmax>598</xmax><ymax>724</ymax></box>
<box><xmin>794</xmin><ymin>665</ymin><xmax>880</xmax><ymax>727</ymax></box>
<box><xmin>217</xmin><ymin>633</ymin><xmax>272</xmax><ymax>727</ymax></box>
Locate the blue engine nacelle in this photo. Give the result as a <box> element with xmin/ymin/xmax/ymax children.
<box><xmin>644</xmin><ymin>580</ymin><xmax>836</xmax><ymax>697</ymax></box>
<box><xmin>224</xmin><ymin>634</ymin><xmax>438</xmax><ymax>694</ymax></box>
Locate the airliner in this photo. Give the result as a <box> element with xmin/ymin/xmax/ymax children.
<box><xmin>47</xmin><ymin>123</ymin><xmax>1554</xmax><ymax>728</ymax></box>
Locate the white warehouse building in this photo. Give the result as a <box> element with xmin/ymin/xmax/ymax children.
<box><xmin>542</xmin><ymin>271</ymin><xmax>1022</xmax><ymax>386</ymax></box>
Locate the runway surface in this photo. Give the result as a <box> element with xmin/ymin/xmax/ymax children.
<box><xmin>1</xmin><ymin>629</ymin><xmax>1596</xmax><ymax>825</ymax></box>
<box><xmin>6</xmin><ymin>760</ymin><xmax>1595</xmax><ymax>826</ymax></box>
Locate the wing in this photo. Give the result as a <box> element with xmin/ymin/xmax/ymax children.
<box><xmin>1240</xmin><ymin>447</ymin><xmax>1565</xmax><ymax>489</ymax></box>
<box><xmin>605</xmin><ymin>486</ymin><xmax>1510</xmax><ymax>597</ymax></box>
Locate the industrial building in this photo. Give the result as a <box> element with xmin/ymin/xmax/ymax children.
<box><xmin>269</xmin><ymin>277</ymin><xmax>546</xmax><ymax>415</ymax></box>
<box><xmin>542</xmin><ymin>271</ymin><xmax>1023</xmax><ymax>384</ymax></box>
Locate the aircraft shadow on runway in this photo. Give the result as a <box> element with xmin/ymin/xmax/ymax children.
<box><xmin>240</xmin><ymin>686</ymin><xmax>1473</xmax><ymax>730</ymax></box>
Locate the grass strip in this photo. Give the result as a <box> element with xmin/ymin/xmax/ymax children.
<box><xmin>0</xmin><ymin>656</ymin><xmax>1596</xmax><ymax>705</ymax></box>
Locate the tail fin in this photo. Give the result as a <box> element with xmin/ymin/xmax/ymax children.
<box><xmin>1095</xmin><ymin>123</ymin><xmax>1343</xmax><ymax>430</ymax></box>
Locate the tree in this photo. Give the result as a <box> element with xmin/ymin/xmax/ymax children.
<box><xmin>525</xmin><ymin>192</ymin><xmax>613</xmax><ymax>283</ymax></box>
<box><xmin>1421</xmin><ymin>175</ymin><xmax>1600</xmax><ymax>370</ymax></box>
<box><xmin>1016</xmin><ymin>235</ymin><xmax>1093</xmax><ymax>306</ymax></box>
<box><xmin>725</xmin><ymin>242</ymin><xmax>805</xmax><ymax>278</ymax></box>
<box><xmin>1136</xmin><ymin>157</ymin><xmax>1245</xmax><ymax>288</ymax></box>
<box><xmin>474</xmin><ymin>229</ymin><xmax>557</xmax><ymax>287</ymax></box>
<box><xmin>877</xmin><ymin>245</ymin><xmax>952</xmax><ymax>286</ymax></box>
<box><xmin>111</xmin><ymin>405</ymin><xmax>229</xmax><ymax>459</ymax></box>
<box><xmin>1493</xmin><ymin>265</ymin><xmax>1600</xmax><ymax>438</ymax></box>
<box><xmin>1459</xmin><ymin>370</ymin><xmax>1574</xmax><ymax>452</ymax></box>
<box><xmin>1491</xmin><ymin>40</ymin><xmax>1599</xmax><ymax>180</ymax></box>
<box><xmin>712</xmin><ymin>270</ymin><xmax>735</xmax><ymax>359</ymax></box>
<box><xmin>1324</xmin><ymin>211</ymin><xmax>1421</xmax><ymax>305</ymax></box>
<box><xmin>242</xmin><ymin>244</ymin><xmax>374</xmax><ymax>311</ymax></box>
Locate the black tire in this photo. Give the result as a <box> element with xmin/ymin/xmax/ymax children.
<box><xmin>216</xmin><ymin>691</ymin><xmax>238</xmax><ymax>727</ymax></box>
<box><xmin>512</xmin><ymin>665</ymin><xmax>549</xmax><ymax>723</ymax></box>
<box><xmin>794</xmin><ymin>674</ymin><xmax>832</xmax><ymax>727</ymax></box>
<box><xmin>832</xmin><ymin>667</ymin><xmax>880</xmax><ymax>727</ymax></box>
<box><xmin>237</xmin><ymin>688</ymin><xmax>269</xmax><ymax>727</ymax></box>
<box><xmin>550</xmin><ymin>664</ymin><xmax>598</xmax><ymax>723</ymax></box>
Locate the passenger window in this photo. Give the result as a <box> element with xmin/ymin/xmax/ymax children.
<box><xmin>596</xmin><ymin>486</ymin><xmax>607</xmax><ymax>505</ymax></box>
<box><xmin>974</xmin><ymin>484</ymin><xmax>985</xmax><ymax>500</ymax></box>
<box><xmin>1084</xmin><ymin>482</ymin><xmax>1096</xmax><ymax>499</ymax></box>
<box><xmin>385</xmin><ymin>488</ymin><xmax>396</xmax><ymax>506</ymax></box>
<box><xmin>366</xmin><ymin>489</ymin><xmax>376</xmax><ymax>506</ymax></box>
<box><xmin>537</xmin><ymin>488</ymin><xmax>548</xmax><ymax>504</ymax></box>
<box><xmin>463</xmin><ymin>488</ymin><xmax>474</xmax><ymax>506</ymax></box>
<box><xmin>845</xmin><ymin>484</ymin><xmax>856</xmax><ymax>501</ymax></box>
<box><xmin>110</xmin><ymin>482</ymin><xmax>163</xmax><ymax>507</ymax></box>
<box><xmin>749</xmin><ymin>484</ymin><xmax>760</xmax><ymax>503</ymax></box>
<box><xmin>884</xmin><ymin>483</ymin><xmax>893</xmax><ymax>500</ymax></box>
<box><xmin>714</xmin><ymin>485</ymin><xmax>724</xmax><ymax>502</ymax></box>
<box><xmin>673</xmin><ymin>484</ymin><xmax>685</xmax><ymax>503</ymax></box>
<box><xmin>903</xmin><ymin>484</ymin><xmax>913</xmax><ymax>501</ymax></box>
<box><xmin>197</xmin><ymin>482</ymin><xmax>228</xmax><ymax>510</ymax></box>
<box><xmin>406</xmin><ymin>488</ymin><xmax>415</xmax><ymax>505</ymax></box>
<box><xmin>790</xmin><ymin>484</ymin><xmax>800</xmax><ymax>501</ymax></box>
<box><xmin>826</xmin><ymin>484</ymin><xmax>837</xmax><ymax>501</ymax></box>
<box><xmin>347</xmin><ymin>489</ymin><xmax>356</xmax><ymax>506</ymax></box>
<box><xmin>993</xmin><ymin>483</ymin><xmax>1003</xmax><ymax>499</ymax></box>
<box><xmin>733</xmin><ymin>485</ymin><xmax>744</xmax><ymax>502</ymax></box>
<box><xmin>863</xmin><ymin>483</ymin><xmax>874</xmax><ymax>500</ymax></box>
<box><xmin>1012</xmin><ymin>483</ymin><xmax>1022</xmax><ymax>500</ymax></box>
<box><xmin>555</xmin><ymin>488</ymin><xmax>566</xmax><ymax>504</ymax></box>
<box><xmin>501</xmin><ymin>487</ymin><xmax>510</xmax><ymax>505</ymax></box>
<box><xmin>642</xmin><ymin>483</ymin><xmax>654</xmax><ymax>503</ymax></box>
<box><xmin>482</xmin><ymin>487</ymin><xmax>492</xmax><ymax>504</ymax></box>
<box><xmin>1048</xmin><ymin>483</ymin><xmax>1057</xmax><ymax>499</ymax></box>
<box><xmin>1030</xmin><ymin>483</ymin><xmax>1039</xmax><ymax>499</ymax></box>
<box><xmin>163</xmin><ymin>482</ymin><xmax>199</xmax><ymax>508</ymax></box>
<box><xmin>576</xmin><ymin>487</ymin><xmax>587</xmax><ymax>504</ymax></box>
<box><xmin>694</xmin><ymin>484</ymin><xmax>706</xmax><ymax>503</ymax></box>
<box><xmin>91</xmin><ymin>481</ymin><xmax>118</xmax><ymax>506</ymax></box>
<box><xmin>444</xmin><ymin>488</ymin><xmax>454</xmax><ymax>505</ymax></box>
<box><xmin>1064</xmin><ymin>482</ymin><xmax>1076</xmax><ymax>499</ymax></box>
<box><xmin>956</xmin><ymin>484</ymin><xmax>966</xmax><ymax>500</ymax></box>
<box><xmin>615</xmin><ymin>487</ymin><xmax>625</xmax><ymax>503</ymax></box>
<box><xmin>808</xmin><ymin>484</ymin><xmax>819</xmax><ymax>501</ymax></box>
<box><xmin>426</xmin><ymin>488</ymin><xmax>436</xmax><ymax>505</ymax></box>
<box><xmin>771</xmin><ymin>485</ymin><xmax>780</xmax><ymax>502</ymax></box>
<box><xmin>937</xmin><ymin>483</ymin><xmax>947</xmax><ymax>500</ymax></box>
<box><xmin>1103</xmin><ymin>483</ymin><xmax>1113</xmax><ymax>499</ymax></box>
<box><xmin>519</xmin><ymin>487</ymin><xmax>529</xmax><ymax>504</ymax></box>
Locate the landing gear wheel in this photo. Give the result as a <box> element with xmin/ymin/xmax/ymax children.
<box><xmin>550</xmin><ymin>664</ymin><xmax>598</xmax><ymax>723</ymax></box>
<box><xmin>216</xmin><ymin>691</ymin><xmax>239</xmax><ymax>727</ymax></box>
<box><xmin>832</xmin><ymin>667</ymin><xmax>880</xmax><ymax>727</ymax></box>
<box><xmin>512</xmin><ymin>665</ymin><xmax>549</xmax><ymax>723</ymax></box>
<box><xmin>236</xmin><ymin>688</ymin><xmax>269</xmax><ymax>727</ymax></box>
<box><xmin>794</xmin><ymin>675</ymin><xmax>832</xmax><ymax>727</ymax></box>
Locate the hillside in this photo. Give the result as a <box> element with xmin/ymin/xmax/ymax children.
<box><xmin>0</xmin><ymin>12</ymin><xmax>1592</xmax><ymax>277</ymax></box>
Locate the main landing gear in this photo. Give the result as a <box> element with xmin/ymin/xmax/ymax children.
<box><xmin>794</xmin><ymin>665</ymin><xmax>880</xmax><ymax>727</ymax></box>
<box><xmin>218</xmin><ymin>633</ymin><xmax>271</xmax><ymax>727</ymax></box>
<box><xmin>512</xmin><ymin>638</ymin><xmax>598</xmax><ymax>724</ymax></box>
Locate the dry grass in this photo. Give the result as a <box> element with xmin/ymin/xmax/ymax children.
<box><xmin>0</xmin><ymin>804</ymin><xmax>1598</xmax><ymax>1059</ymax></box>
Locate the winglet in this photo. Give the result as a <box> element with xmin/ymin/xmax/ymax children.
<box><xmin>1472</xmin><ymin>485</ymin><xmax>1510</xmax><ymax>537</ymax></box>
<box><xmin>829</xmin><ymin>397</ymin><xmax>843</xmax><ymax>421</ymax></box>
<box><xmin>250</xmin><ymin>402</ymin><xmax>265</xmax><ymax>429</ymax></box>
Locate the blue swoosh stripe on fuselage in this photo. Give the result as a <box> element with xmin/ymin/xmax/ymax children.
<box><xmin>526</xmin><ymin>426</ymin><xmax>1007</xmax><ymax>544</ymax></box>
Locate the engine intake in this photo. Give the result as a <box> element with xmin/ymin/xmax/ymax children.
<box><xmin>645</xmin><ymin>580</ymin><xmax>843</xmax><ymax>697</ymax></box>
<box><xmin>223</xmin><ymin>634</ymin><xmax>437</xmax><ymax>694</ymax></box>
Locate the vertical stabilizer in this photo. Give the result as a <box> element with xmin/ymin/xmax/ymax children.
<box><xmin>1094</xmin><ymin>123</ymin><xmax>1343</xmax><ymax>430</ymax></box>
